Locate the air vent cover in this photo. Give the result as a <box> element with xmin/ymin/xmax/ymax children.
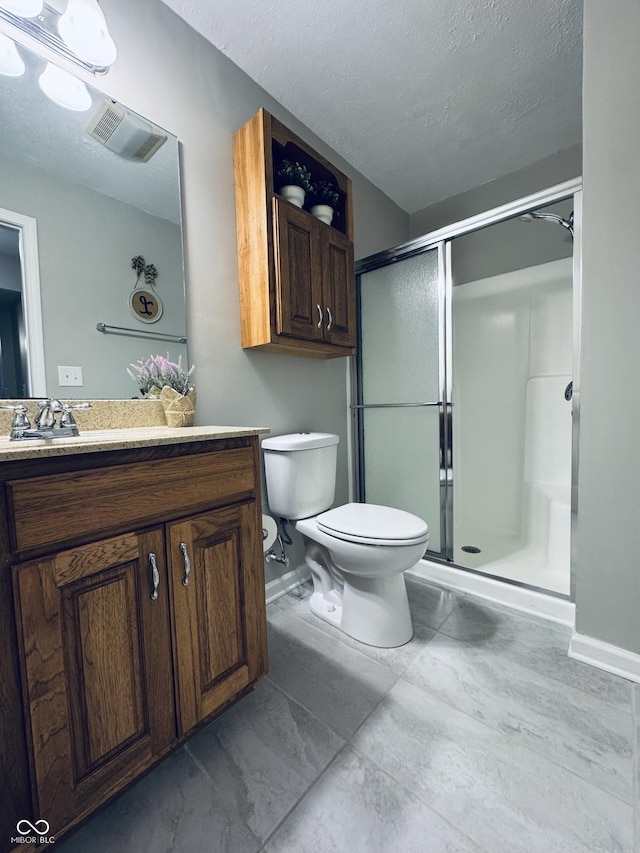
<box><xmin>87</xmin><ymin>101</ymin><xmax>167</xmax><ymax>163</ymax></box>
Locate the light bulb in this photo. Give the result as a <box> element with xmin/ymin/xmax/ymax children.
<box><xmin>0</xmin><ymin>0</ymin><xmax>44</xmax><ymax>16</ymax></box>
<box><xmin>38</xmin><ymin>62</ymin><xmax>92</xmax><ymax>111</ymax></box>
<box><xmin>58</xmin><ymin>0</ymin><xmax>117</xmax><ymax>67</ymax></box>
<box><xmin>0</xmin><ymin>32</ymin><xmax>25</xmax><ymax>76</ymax></box>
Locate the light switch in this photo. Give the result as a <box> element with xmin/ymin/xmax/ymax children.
<box><xmin>58</xmin><ymin>365</ymin><xmax>84</xmax><ymax>387</ymax></box>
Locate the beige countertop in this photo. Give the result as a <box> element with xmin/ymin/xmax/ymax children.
<box><xmin>0</xmin><ymin>425</ymin><xmax>270</xmax><ymax>462</ymax></box>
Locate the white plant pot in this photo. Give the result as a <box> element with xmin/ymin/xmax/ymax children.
<box><xmin>279</xmin><ymin>184</ymin><xmax>306</xmax><ymax>208</ymax></box>
<box><xmin>311</xmin><ymin>204</ymin><xmax>334</xmax><ymax>226</ymax></box>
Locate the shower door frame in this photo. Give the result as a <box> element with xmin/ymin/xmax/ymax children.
<box><xmin>352</xmin><ymin>177</ymin><xmax>583</xmax><ymax>598</ymax></box>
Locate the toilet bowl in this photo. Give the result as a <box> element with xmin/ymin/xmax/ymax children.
<box><xmin>262</xmin><ymin>433</ymin><xmax>429</xmax><ymax>648</ymax></box>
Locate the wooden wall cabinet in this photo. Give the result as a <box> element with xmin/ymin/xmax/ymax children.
<box><xmin>234</xmin><ymin>108</ymin><xmax>356</xmax><ymax>358</ymax></box>
<box><xmin>0</xmin><ymin>437</ymin><xmax>267</xmax><ymax>851</ymax></box>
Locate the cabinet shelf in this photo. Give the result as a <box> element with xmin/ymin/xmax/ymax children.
<box><xmin>234</xmin><ymin>108</ymin><xmax>356</xmax><ymax>358</ymax></box>
<box><xmin>271</xmin><ymin>138</ymin><xmax>348</xmax><ymax>235</ymax></box>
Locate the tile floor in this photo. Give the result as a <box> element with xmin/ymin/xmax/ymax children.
<box><xmin>55</xmin><ymin>577</ymin><xmax>638</xmax><ymax>853</ymax></box>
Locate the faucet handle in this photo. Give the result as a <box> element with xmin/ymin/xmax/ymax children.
<box><xmin>60</xmin><ymin>402</ymin><xmax>91</xmax><ymax>432</ymax></box>
<box><xmin>0</xmin><ymin>404</ymin><xmax>32</xmax><ymax>439</ymax></box>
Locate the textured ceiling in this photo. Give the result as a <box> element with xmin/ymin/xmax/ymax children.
<box><xmin>161</xmin><ymin>0</ymin><xmax>582</xmax><ymax>213</ymax></box>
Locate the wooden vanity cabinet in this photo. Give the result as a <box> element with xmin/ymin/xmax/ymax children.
<box><xmin>234</xmin><ymin>108</ymin><xmax>356</xmax><ymax>358</ymax></box>
<box><xmin>0</xmin><ymin>437</ymin><xmax>267</xmax><ymax>850</ymax></box>
<box><xmin>14</xmin><ymin>528</ymin><xmax>175</xmax><ymax>832</ymax></box>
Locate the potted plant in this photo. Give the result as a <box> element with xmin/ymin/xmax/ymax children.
<box><xmin>275</xmin><ymin>159</ymin><xmax>312</xmax><ymax>208</ymax></box>
<box><xmin>309</xmin><ymin>179</ymin><xmax>340</xmax><ymax>226</ymax></box>
<box><xmin>128</xmin><ymin>353</ymin><xmax>196</xmax><ymax>426</ymax></box>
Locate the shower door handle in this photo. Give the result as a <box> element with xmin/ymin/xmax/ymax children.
<box><xmin>350</xmin><ymin>402</ymin><xmax>443</xmax><ymax>409</ymax></box>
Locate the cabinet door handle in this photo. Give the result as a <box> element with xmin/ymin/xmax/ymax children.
<box><xmin>149</xmin><ymin>553</ymin><xmax>160</xmax><ymax>600</ymax></box>
<box><xmin>326</xmin><ymin>306</ymin><xmax>332</xmax><ymax>331</ymax></box>
<box><xmin>316</xmin><ymin>304</ymin><xmax>323</xmax><ymax>328</ymax></box>
<box><xmin>179</xmin><ymin>542</ymin><xmax>191</xmax><ymax>587</ymax></box>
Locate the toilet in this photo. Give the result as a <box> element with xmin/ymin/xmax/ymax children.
<box><xmin>262</xmin><ymin>432</ymin><xmax>429</xmax><ymax>648</ymax></box>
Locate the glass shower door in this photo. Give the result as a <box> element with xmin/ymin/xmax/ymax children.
<box><xmin>355</xmin><ymin>246</ymin><xmax>446</xmax><ymax>557</ymax></box>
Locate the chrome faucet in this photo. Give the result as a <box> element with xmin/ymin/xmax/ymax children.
<box><xmin>35</xmin><ymin>398</ymin><xmax>63</xmax><ymax>429</ymax></box>
<box><xmin>1</xmin><ymin>400</ymin><xmax>91</xmax><ymax>440</ymax></box>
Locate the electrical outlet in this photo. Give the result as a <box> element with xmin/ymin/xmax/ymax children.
<box><xmin>58</xmin><ymin>365</ymin><xmax>84</xmax><ymax>387</ymax></box>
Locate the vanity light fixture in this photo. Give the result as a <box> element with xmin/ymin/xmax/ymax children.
<box><xmin>0</xmin><ymin>0</ymin><xmax>43</xmax><ymax>16</ymax></box>
<box><xmin>0</xmin><ymin>0</ymin><xmax>116</xmax><ymax>74</ymax></box>
<box><xmin>58</xmin><ymin>0</ymin><xmax>116</xmax><ymax>67</ymax></box>
<box><xmin>0</xmin><ymin>30</ymin><xmax>25</xmax><ymax>75</ymax></box>
<box><xmin>38</xmin><ymin>59</ymin><xmax>91</xmax><ymax>110</ymax></box>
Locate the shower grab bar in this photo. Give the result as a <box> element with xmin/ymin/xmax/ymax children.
<box><xmin>350</xmin><ymin>402</ymin><xmax>443</xmax><ymax>409</ymax></box>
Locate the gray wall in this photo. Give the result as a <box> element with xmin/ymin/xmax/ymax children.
<box><xmin>450</xmin><ymin>198</ymin><xmax>574</xmax><ymax>287</ymax></box>
<box><xmin>576</xmin><ymin>0</ymin><xmax>640</xmax><ymax>653</ymax></box>
<box><xmin>409</xmin><ymin>145</ymin><xmax>582</xmax><ymax>238</ymax></box>
<box><xmin>92</xmin><ymin>0</ymin><xmax>409</xmax><ymax>583</ymax></box>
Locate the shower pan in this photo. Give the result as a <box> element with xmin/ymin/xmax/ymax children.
<box><xmin>352</xmin><ymin>181</ymin><xmax>581</xmax><ymax>599</ymax></box>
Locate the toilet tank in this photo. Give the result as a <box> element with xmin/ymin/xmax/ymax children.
<box><xmin>262</xmin><ymin>432</ymin><xmax>339</xmax><ymax>520</ymax></box>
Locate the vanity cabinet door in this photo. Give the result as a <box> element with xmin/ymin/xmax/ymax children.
<box><xmin>322</xmin><ymin>227</ymin><xmax>356</xmax><ymax>349</ymax></box>
<box><xmin>272</xmin><ymin>199</ymin><xmax>355</xmax><ymax>350</ymax></box>
<box><xmin>274</xmin><ymin>199</ymin><xmax>325</xmax><ymax>343</ymax></box>
<box><xmin>168</xmin><ymin>500</ymin><xmax>267</xmax><ymax>734</ymax></box>
<box><xmin>14</xmin><ymin>529</ymin><xmax>175</xmax><ymax>834</ymax></box>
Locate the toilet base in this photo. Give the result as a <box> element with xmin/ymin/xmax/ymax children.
<box><xmin>309</xmin><ymin>574</ymin><xmax>413</xmax><ymax>648</ymax></box>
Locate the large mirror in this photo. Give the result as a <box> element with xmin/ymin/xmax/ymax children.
<box><xmin>0</xmin><ymin>39</ymin><xmax>187</xmax><ymax>399</ymax></box>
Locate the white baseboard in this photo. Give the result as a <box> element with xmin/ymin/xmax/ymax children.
<box><xmin>265</xmin><ymin>564</ymin><xmax>311</xmax><ymax>605</ymax></box>
<box><xmin>408</xmin><ymin>559</ymin><xmax>575</xmax><ymax>627</ymax></box>
<box><xmin>568</xmin><ymin>631</ymin><xmax>640</xmax><ymax>684</ymax></box>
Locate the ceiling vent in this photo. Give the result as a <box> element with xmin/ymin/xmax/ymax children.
<box><xmin>87</xmin><ymin>101</ymin><xmax>167</xmax><ymax>163</ymax></box>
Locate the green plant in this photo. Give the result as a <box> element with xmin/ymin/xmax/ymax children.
<box><xmin>275</xmin><ymin>159</ymin><xmax>312</xmax><ymax>192</ymax></box>
<box><xmin>310</xmin><ymin>179</ymin><xmax>340</xmax><ymax>209</ymax></box>
<box><xmin>127</xmin><ymin>353</ymin><xmax>195</xmax><ymax>397</ymax></box>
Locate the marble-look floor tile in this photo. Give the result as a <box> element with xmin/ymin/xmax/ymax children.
<box><xmin>269</xmin><ymin>587</ymin><xmax>437</xmax><ymax>675</ymax></box>
<box><xmin>353</xmin><ymin>679</ymin><xmax>633</xmax><ymax>853</ymax></box>
<box><xmin>403</xmin><ymin>631</ymin><xmax>633</xmax><ymax>802</ymax></box>
<box><xmin>265</xmin><ymin>747</ymin><xmax>486</xmax><ymax>853</ymax></box>
<box><xmin>266</xmin><ymin>609</ymin><xmax>398</xmax><ymax>738</ymax></box>
<box><xmin>186</xmin><ymin>678</ymin><xmax>344</xmax><ymax>843</ymax></box>
<box><xmin>438</xmin><ymin>597</ymin><xmax>632</xmax><ymax>709</ymax></box>
<box><xmin>405</xmin><ymin>576</ymin><xmax>462</xmax><ymax>631</ymax></box>
<box><xmin>53</xmin><ymin>746</ymin><xmax>261</xmax><ymax>853</ymax></box>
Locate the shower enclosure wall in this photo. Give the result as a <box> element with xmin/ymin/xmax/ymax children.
<box><xmin>353</xmin><ymin>180</ymin><xmax>581</xmax><ymax>598</ymax></box>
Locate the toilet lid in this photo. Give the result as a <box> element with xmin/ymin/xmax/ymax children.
<box><xmin>317</xmin><ymin>503</ymin><xmax>429</xmax><ymax>547</ymax></box>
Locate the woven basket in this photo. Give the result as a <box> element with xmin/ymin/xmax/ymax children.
<box><xmin>159</xmin><ymin>386</ymin><xmax>196</xmax><ymax>427</ymax></box>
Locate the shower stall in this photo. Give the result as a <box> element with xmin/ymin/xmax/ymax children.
<box><xmin>352</xmin><ymin>180</ymin><xmax>581</xmax><ymax>599</ymax></box>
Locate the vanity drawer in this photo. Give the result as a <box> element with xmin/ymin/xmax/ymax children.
<box><xmin>7</xmin><ymin>447</ymin><xmax>257</xmax><ymax>553</ymax></box>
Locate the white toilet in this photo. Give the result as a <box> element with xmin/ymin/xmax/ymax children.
<box><xmin>262</xmin><ymin>432</ymin><xmax>429</xmax><ymax>648</ymax></box>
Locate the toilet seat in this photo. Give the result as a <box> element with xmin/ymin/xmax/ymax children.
<box><xmin>316</xmin><ymin>503</ymin><xmax>429</xmax><ymax>547</ymax></box>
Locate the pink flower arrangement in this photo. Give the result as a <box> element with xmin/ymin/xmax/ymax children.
<box><xmin>127</xmin><ymin>353</ymin><xmax>195</xmax><ymax>397</ymax></box>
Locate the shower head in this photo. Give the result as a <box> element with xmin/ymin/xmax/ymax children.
<box><xmin>517</xmin><ymin>210</ymin><xmax>574</xmax><ymax>238</ymax></box>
